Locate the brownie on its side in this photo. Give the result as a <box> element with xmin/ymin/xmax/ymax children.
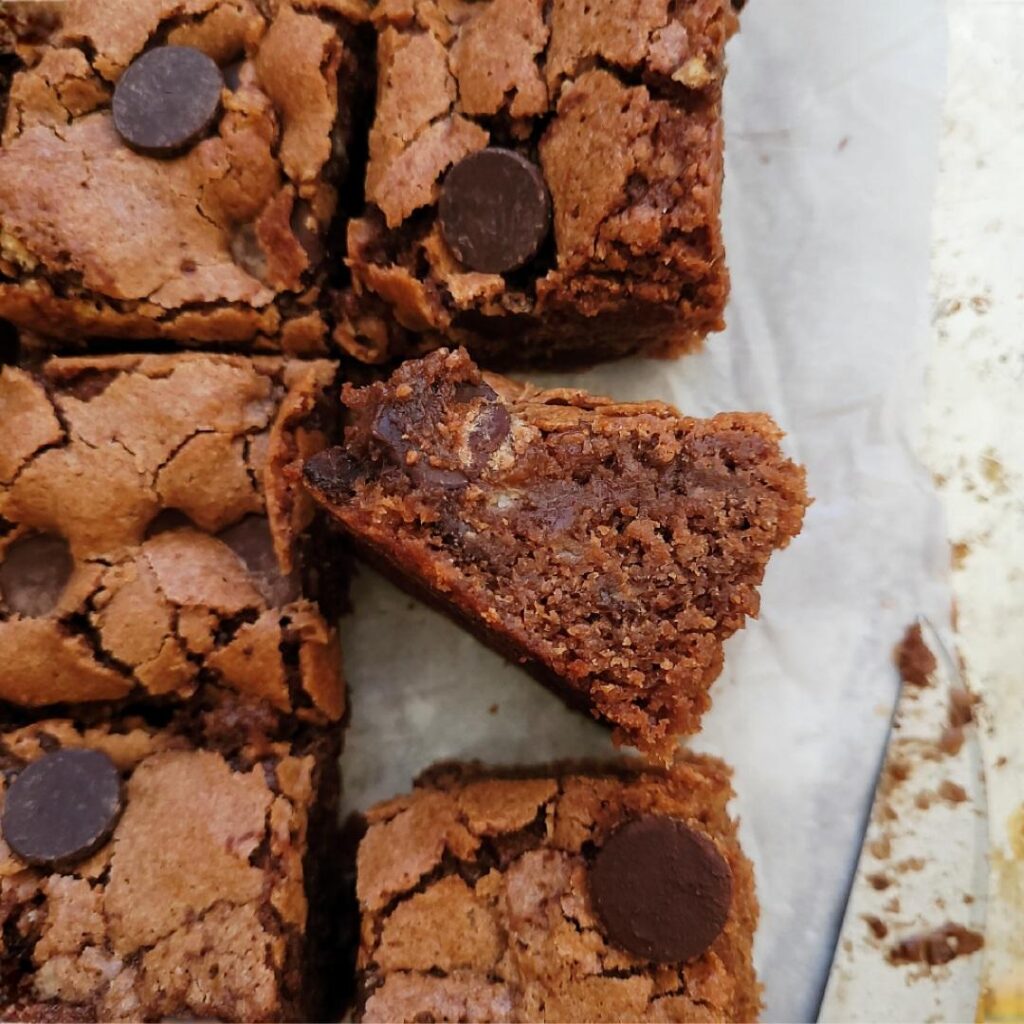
<box><xmin>336</xmin><ymin>0</ymin><xmax>738</xmax><ymax>368</ymax></box>
<box><xmin>304</xmin><ymin>348</ymin><xmax>808</xmax><ymax>759</ymax></box>
<box><xmin>355</xmin><ymin>757</ymin><xmax>761</xmax><ymax>1023</ymax></box>
<box><xmin>0</xmin><ymin>713</ymin><xmax>340</xmax><ymax>1022</ymax></box>
<box><xmin>0</xmin><ymin>353</ymin><xmax>344</xmax><ymax>725</ymax></box>
<box><xmin>0</xmin><ymin>0</ymin><xmax>365</xmax><ymax>354</ymax></box>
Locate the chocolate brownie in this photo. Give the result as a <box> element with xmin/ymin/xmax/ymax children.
<box><xmin>0</xmin><ymin>353</ymin><xmax>345</xmax><ymax>725</ymax></box>
<box><xmin>335</xmin><ymin>0</ymin><xmax>739</xmax><ymax>367</ymax></box>
<box><xmin>304</xmin><ymin>348</ymin><xmax>808</xmax><ymax>758</ymax></box>
<box><xmin>0</xmin><ymin>0</ymin><xmax>365</xmax><ymax>354</ymax></box>
<box><xmin>355</xmin><ymin>757</ymin><xmax>761</xmax><ymax>1022</ymax></box>
<box><xmin>0</xmin><ymin>713</ymin><xmax>341</xmax><ymax>1022</ymax></box>
<box><xmin>0</xmin><ymin>4</ymin><xmax>58</xmax><ymax>54</ymax></box>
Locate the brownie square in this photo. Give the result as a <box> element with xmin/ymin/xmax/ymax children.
<box><xmin>304</xmin><ymin>348</ymin><xmax>807</xmax><ymax>759</ymax></box>
<box><xmin>0</xmin><ymin>713</ymin><xmax>341</xmax><ymax>1022</ymax></box>
<box><xmin>355</xmin><ymin>757</ymin><xmax>761</xmax><ymax>1022</ymax></box>
<box><xmin>0</xmin><ymin>0</ymin><xmax>364</xmax><ymax>354</ymax></box>
<box><xmin>336</xmin><ymin>0</ymin><xmax>738</xmax><ymax>367</ymax></box>
<box><xmin>0</xmin><ymin>353</ymin><xmax>345</xmax><ymax>725</ymax></box>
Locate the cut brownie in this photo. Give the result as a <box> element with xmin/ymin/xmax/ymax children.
<box><xmin>355</xmin><ymin>757</ymin><xmax>761</xmax><ymax>1022</ymax></box>
<box><xmin>0</xmin><ymin>712</ymin><xmax>340</xmax><ymax>1022</ymax></box>
<box><xmin>0</xmin><ymin>353</ymin><xmax>345</xmax><ymax>725</ymax></box>
<box><xmin>0</xmin><ymin>0</ymin><xmax>365</xmax><ymax>354</ymax></box>
<box><xmin>304</xmin><ymin>348</ymin><xmax>808</xmax><ymax>758</ymax></box>
<box><xmin>336</xmin><ymin>0</ymin><xmax>739</xmax><ymax>367</ymax></box>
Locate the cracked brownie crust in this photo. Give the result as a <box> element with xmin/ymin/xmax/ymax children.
<box><xmin>0</xmin><ymin>0</ymin><xmax>366</xmax><ymax>353</ymax></box>
<box><xmin>0</xmin><ymin>714</ymin><xmax>341</xmax><ymax>1022</ymax></box>
<box><xmin>0</xmin><ymin>353</ymin><xmax>345</xmax><ymax>724</ymax></box>
<box><xmin>355</xmin><ymin>757</ymin><xmax>761</xmax><ymax>1022</ymax></box>
<box><xmin>304</xmin><ymin>348</ymin><xmax>808</xmax><ymax>758</ymax></box>
<box><xmin>337</xmin><ymin>0</ymin><xmax>737</xmax><ymax>368</ymax></box>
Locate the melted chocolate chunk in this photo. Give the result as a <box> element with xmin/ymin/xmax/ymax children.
<box><xmin>2</xmin><ymin>750</ymin><xmax>124</xmax><ymax>869</ymax></box>
<box><xmin>218</xmin><ymin>515</ymin><xmax>300</xmax><ymax>606</ymax></box>
<box><xmin>468</xmin><ymin>402</ymin><xmax>511</xmax><ymax>464</ymax></box>
<box><xmin>590</xmin><ymin>816</ymin><xmax>733</xmax><ymax>963</ymax></box>
<box><xmin>113</xmin><ymin>45</ymin><xmax>224</xmax><ymax>157</ymax></box>
<box><xmin>291</xmin><ymin>199</ymin><xmax>324</xmax><ymax>268</ymax></box>
<box><xmin>0</xmin><ymin>534</ymin><xmax>73</xmax><ymax>618</ymax></box>
<box><xmin>439</xmin><ymin>149</ymin><xmax>551</xmax><ymax>274</ymax></box>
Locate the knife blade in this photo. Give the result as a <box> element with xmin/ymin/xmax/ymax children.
<box><xmin>818</xmin><ymin>619</ymin><xmax>987</xmax><ymax>1023</ymax></box>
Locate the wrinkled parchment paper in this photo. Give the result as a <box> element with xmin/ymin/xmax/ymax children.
<box><xmin>339</xmin><ymin>3</ymin><xmax>950</xmax><ymax>1019</ymax></box>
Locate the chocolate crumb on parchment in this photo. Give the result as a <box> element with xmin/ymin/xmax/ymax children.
<box><xmin>894</xmin><ymin>622</ymin><xmax>937</xmax><ymax>688</ymax></box>
<box><xmin>888</xmin><ymin>922</ymin><xmax>984</xmax><ymax>966</ymax></box>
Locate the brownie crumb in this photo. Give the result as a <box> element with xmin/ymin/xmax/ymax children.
<box><xmin>937</xmin><ymin>780</ymin><xmax>968</xmax><ymax>804</ymax></box>
<box><xmin>940</xmin><ymin>686</ymin><xmax>979</xmax><ymax>756</ymax></box>
<box><xmin>888</xmin><ymin>923</ymin><xmax>984</xmax><ymax>966</ymax></box>
<box><xmin>894</xmin><ymin>622</ymin><xmax>936</xmax><ymax>688</ymax></box>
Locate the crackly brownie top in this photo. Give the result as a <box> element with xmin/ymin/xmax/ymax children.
<box><xmin>305</xmin><ymin>348</ymin><xmax>807</xmax><ymax>758</ymax></box>
<box><xmin>0</xmin><ymin>354</ymin><xmax>343</xmax><ymax>720</ymax></box>
<box><xmin>0</xmin><ymin>0</ymin><xmax>364</xmax><ymax>350</ymax></box>
<box><xmin>356</xmin><ymin>757</ymin><xmax>761</xmax><ymax>1023</ymax></box>
<box><xmin>0</xmin><ymin>717</ymin><xmax>317</xmax><ymax>1022</ymax></box>
<box><xmin>343</xmin><ymin>0</ymin><xmax>736</xmax><ymax>355</ymax></box>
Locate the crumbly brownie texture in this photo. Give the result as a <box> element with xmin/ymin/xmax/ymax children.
<box><xmin>355</xmin><ymin>757</ymin><xmax>761</xmax><ymax>1022</ymax></box>
<box><xmin>336</xmin><ymin>0</ymin><xmax>737</xmax><ymax>367</ymax></box>
<box><xmin>305</xmin><ymin>349</ymin><xmax>808</xmax><ymax>758</ymax></box>
<box><xmin>0</xmin><ymin>4</ymin><xmax>59</xmax><ymax>54</ymax></box>
<box><xmin>0</xmin><ymin>0</ymin><xmax>365</xmax><ymax>353</ymax></box>
<box><xmin>0</xmin><ymin>353</ymin><xmax>345</xmax><ymax>723</ymax></box>
<box><xmin>0</xmin><ymin>714</ymin><xmax>339</xmax><ymax>1022</ymax></box>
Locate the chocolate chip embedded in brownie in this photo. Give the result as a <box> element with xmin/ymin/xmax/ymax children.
<box><xmin>335</xmin><ymin>0</ymin><xmax>739</xmax><ymax>368</ymax></box>
<box><xmin>304</xmin><ymin>348</ymin><xmax>807</xmax><ymax>759</ymax></box>
<box><xmin>0</xmin><ymin>0</ymin><xmax>367</xmax><ymax>354</ymax></box>
<box><xmin>0</xmin><ymin>714</ymin><xmax>341</xmax><ymax>1022</ymax></box>
<box><xmin>0</xmin><ymin>353</ymin><xmax>345</xmax><ymax>725</ymax></box>
<box><xmin>355</xmin><ymin>757</ymin><xmax>761</xmax><ymax>1023</ymax></box>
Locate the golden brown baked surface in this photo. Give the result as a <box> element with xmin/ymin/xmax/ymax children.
<box><xmin>337</xmin><ymin>0</ymin><xmax>737</xmax><ymax>368</ymax></box>
<box><xmin>0</xmin><ymin>353</ymin><xmax>345</xmax><ymax>723</ymax></box>
<box><xmin>0</xmin><ymin>0</ymin><xmax>364</xmax><ymax>353</ymax></box>
<box><xmin>0</xmin><ymin>713</ymin><xmax>341</xmax><ymax>1022</ymax></box>
<box><xmin>355</xmin><ymin>756</ymin><xmax>761</xmax><ymax>1023</ymax></box>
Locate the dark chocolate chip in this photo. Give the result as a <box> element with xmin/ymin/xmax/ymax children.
<box><xmin>217</xmin><ymin>515</ymin><xmax>300</xmax><ymax>607</ymax></box>
<box><xmin>1</xmin><ymin>750</ymin><xmax>124</xmax><ymax>869</ymax></box>
<box><xmin>468</xmin><ymin>403</ymin><xmax>511</xmax><ymax>464</ymax></box>
<box><xmin>439</xmin><ymin>148</ymin><xmax>551</xmax><ymax>274</ymax></box>
<box><xmin>0</xmin><ymin>535</ymin><xmax>73</xmax><ymax>618</ymax></box>
<box><xmin>370</xmin><ymin>406</ymin><xmax>409</xmax><ymax>463</ymax></box>
<box><xmin>408</xmin><ymin>462</ymin><xmax>469</xmax><ymax>490</ymax></box>
<box><xmin>304</xmin><ymin>447</ymin><xmax>361</xmax><ymax>502</ymax></box>
<box><xmin>590</xmin><ymin>816</ymin><xmax>732</xmax><ymax>963</ymax></box>
<box><xmin>112</xmin><ymin>45</ymin><xmax>224</xmax><ymax>157</ymax></box>
<box><xmin>453</xmin><ymin>381</ymin><xmax>499</xmax><ymax>405</ymax></box>
<box><xmin>291</xmin><ymin>199</ymin><xmax>324</xmax><ymax>268</ymax></box>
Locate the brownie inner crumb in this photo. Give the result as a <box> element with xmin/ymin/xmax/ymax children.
<box><xmin>306</xmin><ymin>348</ymin><xmax>808</xmax><ymax>757</ymax></box>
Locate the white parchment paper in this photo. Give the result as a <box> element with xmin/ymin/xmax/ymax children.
<box><xmin>339</xmin><ymin>3</ymin><xmax>950</xmax><ymax>1019</ymax></box>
